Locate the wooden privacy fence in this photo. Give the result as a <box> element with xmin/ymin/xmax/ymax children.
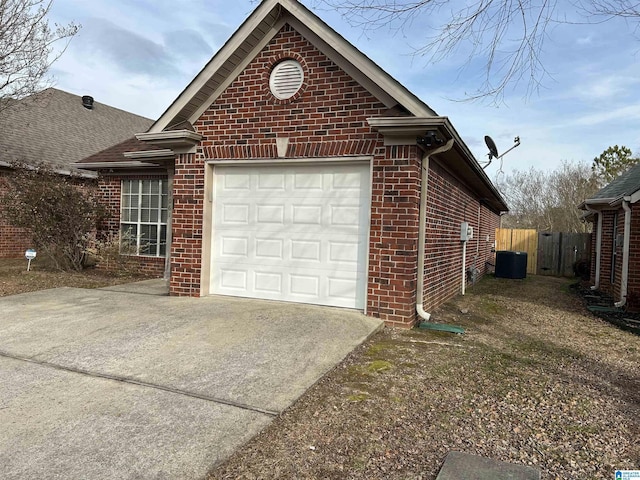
<box><xmin>495</xmin><ymin>228</ymin><xmax>592</xmax><ymax>277</ymax></box>
<box><xmin>495</xmin><ymin>228</ymin><xmax>538</xmax><ymax>274</ymax></box>
<box><xmin>537</xmin><ymin>232</ymin><xmax>591</xmax><ymax>277</ymax></box>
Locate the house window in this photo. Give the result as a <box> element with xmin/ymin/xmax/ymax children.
<box><xmin>120</xmin><ymin>179</ymin><xmax>168</xmax><ymax>257</ymax></box>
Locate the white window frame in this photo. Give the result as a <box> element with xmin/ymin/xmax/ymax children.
<box><xmin>120</xmin><ymin>179</ymin><xmax>168</xmax><ymax>257</ymax></box>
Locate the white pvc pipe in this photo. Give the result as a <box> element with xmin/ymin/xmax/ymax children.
<box><xmin>416</xmin><ymin>139</ymin><xmax>455</xmax><ymax>321</ymax></box>
<box><xmin>615</xmin><ymin>199</ymin><xmax>631</xmax><ymax>308</ymax></box>
<box><xmin>585</xmin><ymin>205</ymin><xmax>602</xmax><ymax>289</ymax></box>
<box><xmin>461</xmin><ymin>240</ymin><xmax>467</xmax><ymax>295</ymax></box>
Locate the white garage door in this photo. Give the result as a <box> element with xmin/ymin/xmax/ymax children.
<box><xmin>211</xmin><ymin>162</ymin><xmax>370</xmax><ymax>309</ymax></box>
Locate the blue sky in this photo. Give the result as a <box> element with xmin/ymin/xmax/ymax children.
<box><xmin>48</xmin><ymin>0</ymin><xmax>640</xmax><ymax>183</ymax></box>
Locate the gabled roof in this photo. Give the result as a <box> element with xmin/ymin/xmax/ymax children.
<box><xmin>150</xmin><ymin>0</ymin><xmax>436</xmax><ymax>133</ymax></box>
<box><xmin>0</xmin><ymin>88</ymin><xmax>153</xmax><ymax>175</ymax></box>
<box><xmin>582</xmin><ymin>163</ymin><xmax>640</xmax><ymax>208</ymax></box>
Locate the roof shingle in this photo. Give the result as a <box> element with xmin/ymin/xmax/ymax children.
<box><xmin>0</xmin><ymin>88</ymin><xmax>153</xmax><ymax>173</ymax></box>
<box><xmin>589</xmin><ymin>163</ymin><xmax>640</xmax><ymax>201</ymax></box>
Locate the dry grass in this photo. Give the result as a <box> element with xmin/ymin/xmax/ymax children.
<box><xmin>0</xmin><ymin>258</ymin><xmax>151</xmax><ymax>297</ymax></box>
<box><xmin>209</xmin><ymin>275</ymin><xmax>640</xmax><ymax>480</ymax></box>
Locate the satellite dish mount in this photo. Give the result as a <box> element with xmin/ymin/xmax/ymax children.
<box><xmin>482</xmin><ymin>135</ymin><xmax>520</xmax><ymax>169</ymax></box>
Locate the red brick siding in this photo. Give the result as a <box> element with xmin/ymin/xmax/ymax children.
<box><xmin>628</xmin><ymin>204</ymin><xmax>640</xmax><ymax>309</ymax></box>
<box><xmin>165</xmin><ymin>23</ymin><xmax>502</xmax><ymax>326</ymax></box>
<box><xmin>194</xmin><ymin>24</ymin><xmax>385</xmax><ymax>160</ymax></box>
<box><xmin>367</xmin><ymin>145</ymin><xmax>421</xmax><ymax>327</ymax></box>
<box><xmin>170</xmin><ymin>153</ymin><xmax>204</xmax><ymax>296</ymax></box>
<box><xmin>96</xmin><ymin>174</ymin><xmax>166</xmax><ymax>278</ymax></box>
<box><xmin>422</xmin><ymin>160</ymin><xmax>500</xmax><ymax>312</ymax></box>
<box><xmin>0</xmin><ymin>171</ymin><xmax>31</xmax><ymax>257</ymax></box>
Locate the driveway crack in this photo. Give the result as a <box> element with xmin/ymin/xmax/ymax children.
<box><xmin>0</xmin><ymin>349</ymin><xmax>278</xmax><ymax>417</ymax></box>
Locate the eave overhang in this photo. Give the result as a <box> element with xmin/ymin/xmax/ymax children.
<box><xmin>368</xmin><ymin>117</ymin><xmax>508</xmax><ymax>213</ymax></box>
<box><xmin>74</xmin><ymin>161</ymin><xmax>163</xmax><ymax>170</ymax></box>
<box><xmin>136</xmin><ymin>130</ymin><xmax>202</xmax><ymax>152</ymax></box>
<box><xmin>123</xmin><ymin>149</ymin><xmax>176</xmax><ymax>161</ymax></box>
<box><xmin>579</xmin><ymin>191</ymin><xmax>640</xmax><ymax>211</ymax></box>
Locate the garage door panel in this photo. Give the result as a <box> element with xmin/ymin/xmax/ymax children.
<box><xmin>212</xmin><ymin>163</ymin><xmax>369</xmax><ymax>309</ymax></box>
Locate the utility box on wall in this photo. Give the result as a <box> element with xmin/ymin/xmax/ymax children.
<box><xmin>460</xmin><ymin>222</ymin><xmax>474</xmax><ymax>241</ymax></box>
<box><xmin>495</xmin><ymin>251</ymin><xmax>527</xmax><ymax>279</ymax></box>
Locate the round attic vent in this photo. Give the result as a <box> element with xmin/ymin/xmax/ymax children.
<box><xmin>269</xmin><ymin>59</ymin><xmax>304</xmax><ymax>100</ymax></box>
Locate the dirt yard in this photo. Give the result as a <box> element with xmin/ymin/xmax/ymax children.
<box><xmin>0</xmin><ymin>258</ymin><xmax>151</xmax><ymax>297</ymax></box>
<box><xmin>209</xmin><ymin>275</ymin><xmax>640</xmax><ymax>480</ymax></box>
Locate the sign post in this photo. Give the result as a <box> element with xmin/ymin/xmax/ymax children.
<box><xmin>25</xmin><ymin>249</ymin><xmax>37</xmax><ymax>272</ymax></box>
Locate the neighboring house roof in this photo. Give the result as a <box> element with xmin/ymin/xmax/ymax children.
<box><xmin>150</xmin><ymin>0</ymin><xmax>436</xmax><ymax>133</ymax></box>
<box><xmin>582</xmin><ymin>163</ymin><xmax>640</xmax><ymax>207</ymax></box>
<box><xmin>0</xmin><ymin>88</ymin><xmax>153</xmax><ymax>175</ymax></box>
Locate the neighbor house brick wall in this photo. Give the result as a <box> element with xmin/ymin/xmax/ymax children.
<box><xmin>96</xmin><ymin>174</ymin><xmax>166</xmax><ymax>278</ymax></box>
<box><xmin>0</xmin><ymin>170</ymin><xmax>31</xmax><ymax>258</ymax></box>
<box><xmin>422</xmin><ymin>160</ymin><xmax>500</xmax><ymax>312</ymax></box>
<box><xmin>590</xmin><ymin>205</ymin><xmax>640</xmax><ymax>310</ymax></box>
<box><xmin>628</xmin><ymin>204</ymin><xmax>640</xmax><ymax>309</ymax></box>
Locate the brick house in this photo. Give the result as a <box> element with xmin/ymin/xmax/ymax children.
<box><xmin>0</xmin><ymin>88</ymin><xmax>152</xmax><ymax>258</ymax></box>
<box><xmin>76</xmin><ymin>0</ymin><xmax>507</xmax><ymax>327</ymax></box>
<box><xmin>580</xmin><ymin>163</ymin><xmax>640</xmax><ymax>310</ymax></box>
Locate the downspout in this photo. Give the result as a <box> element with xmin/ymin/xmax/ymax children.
<box><xmin>584</xmin><ymin>204</ymin><xmax>602</xmax><ymax>290</ymax></box>
<box><xmin>416</xmin><ymin>139</ymin><xmax>455</xmax><ymax>321</ymax></box>
<box><xmin>614</xmin><ymin>199</ymin><xmax>631</xmax><ymax>308</ymax></box>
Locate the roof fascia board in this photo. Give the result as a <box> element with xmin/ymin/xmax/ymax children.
<box><xmin>285</xmin><ymin>16</ymin><xmax>397</xmax><ymax>111</ymax></box>
<box><xmin>368</xmin><ymin>116</ymin><xmax>507</xmax><ymax>210</ymax></box>
<box><xmin>123</xmin><ymin>149</ymin><xmax>176</xmax><ymax>160</ymax></box>
<box><xmin>75</xmin><ymin>161</ymin><xmax>162</xmax><ymax>170</ymax></box>
<box><xmin>629</xmin><ymin>189</ymin><xmax>640</xmax><ymax>204</ymax></box>
<box><xmin>580</xmin><ymin>197</ymin><xmax>629</xmax><ymax>209</ymax></box>
<box><xmin>136</xmin><ymin>130</ymin><xmax>202</xmax><ymax>152</ymax></box>
<box><xmin>187</xmin><ymin>18</ymin><xmax>286</xmax><ymax>125</ymax></box>
<box><xmin>284</xmin><ymin>8</ymin><xmax>434</xmax><ymax>116</ymax></box>
<box><xmin>150</xmin><ymin>0</ymin><xmax>282</xmax><ymax>133</ymax></box>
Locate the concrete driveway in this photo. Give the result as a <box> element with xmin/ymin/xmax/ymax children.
<box><xmin>0</xmin><ymin>281</ymin><xmax>381</xmax><ymax>479</ymax></box>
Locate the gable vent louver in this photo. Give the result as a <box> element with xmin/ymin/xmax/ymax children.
<box><xmin>269</xmin><ymin>60</ymin><xmax>304</xmax><ymax>100</ymax></box>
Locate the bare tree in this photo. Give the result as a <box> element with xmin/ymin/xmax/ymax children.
<box><xmin>314</xmin><ymin>0</ymin><xmax>638</xmax><ymax>101</ymax></box>
<box><xmin>500</xmin><ymin>160</ymin><xmax>599</xmax><ymax>232</ymax></box>
<box><xmin>0</xmin><ymin>0</ymin><xmax>79</xmax><ymax>113</ymax></box>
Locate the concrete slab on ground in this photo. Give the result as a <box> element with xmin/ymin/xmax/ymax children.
<box><xmin>436</xmin><ymin>451</ymin><xmax>541</xmax><ymax>480</ymax></box>
<box><xmin>99</xmin><ymin>278</ymin><xmax>169</xmax><ymax>295</ymax></box>
<box><xmin>0</xmin><ymin>286</ymin><xmax>382</xmax><ymax>479</ymax></box>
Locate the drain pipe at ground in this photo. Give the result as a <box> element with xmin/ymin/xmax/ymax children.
<box><xmin>416</xmin><ymin>139</ymin><xmax>454</xmax><ymax>321</ymax></box>
<box><xmin>585</xmin><ymin>204</ymin><xmax>602</xmax><ymax>290</ymax></box>
<box><xmin>615</xmin><ymin>199</ymin><xmax>631</xmax><ymax>308</ymax></box>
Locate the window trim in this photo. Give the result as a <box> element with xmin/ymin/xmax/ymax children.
<box><xmin>120</xmin><ymin>179</ymin><xmax>168</xmax><ymax>258</ymax></box>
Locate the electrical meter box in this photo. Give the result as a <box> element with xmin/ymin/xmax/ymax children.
<box><xmin>460</xmin><ymin>222</ymin><xmax>474</xmax><ymax>241</ymax></box>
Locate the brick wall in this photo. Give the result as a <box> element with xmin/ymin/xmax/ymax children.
<box><xmin>96</xmin><ymin>174</ymin><xmax>167</xmax><ymax>278</ymax></box>
<box><xmin>162</xmin><ymin>22</ymin><xmax>504</xmax><ymax>326</ymax></box>
<box><xmin>422</xmin><ymin>160</ymin><xmax>500</xmax><ymax>312</ymax></box>
<box><xmin>629</xmin><ymin>204</ymin><xmax>640</xmax><ymax>309</ymax></box>
<box><xmin>0</xmin><ymin>170</ymin><xmax>31</xmax><ymax>258</ymax></box>
<box><xmin>367</xmin><ymin>145</ymin><xmax>421</xmax><ymax>327</ymax></box>
<box><xmin>170</xmin><ymin>153</ymin><xmax>204</xmax><ymax>296</ymax></box>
